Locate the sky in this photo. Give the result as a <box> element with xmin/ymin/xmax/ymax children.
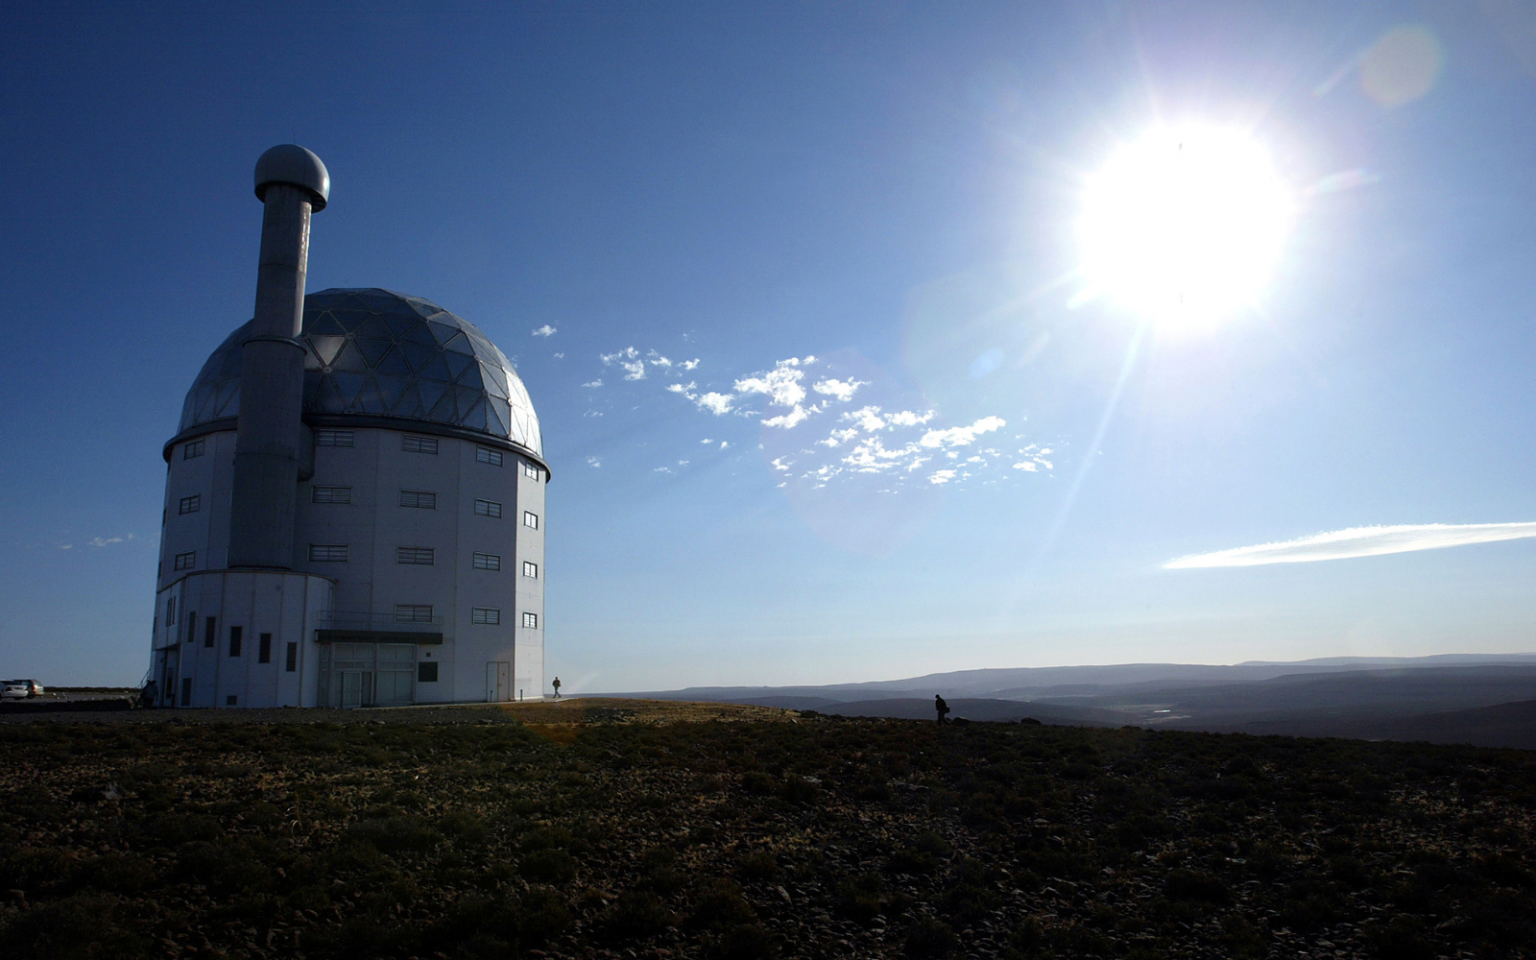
<box><xmin>3</xmin><ymin>1</ymin><xmax>1536</xmax><ymax>689</ymax></box>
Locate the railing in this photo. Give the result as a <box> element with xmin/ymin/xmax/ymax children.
<box><xmin>317</xmin><ymin>610</ymin><xmax>445</xmax><ymax>630</ymax></box>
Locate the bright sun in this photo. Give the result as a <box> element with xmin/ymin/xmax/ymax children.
<box><xmin>1079</xmin><ymin>125</ymin><xmax>1295</xmax><ymax>331</ymax></box>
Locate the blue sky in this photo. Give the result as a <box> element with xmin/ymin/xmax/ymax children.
<box><xmin>4</xmin><ymin>2</ymin><xmax>1536</xmax><ymax>688</ymax></box>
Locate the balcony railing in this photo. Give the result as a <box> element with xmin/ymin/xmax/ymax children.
<box><xmin>317</xmin><ymin>610</ymin><xmax>445</xmax><ymax>631</ymax></box>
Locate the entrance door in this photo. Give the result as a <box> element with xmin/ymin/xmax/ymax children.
<box><xmin>340</xmin><ymin>671</ymin><xmax>372</xmax><ymax>708</ymax></box>
<box><xmin>486</xmin><ymin>661</ymin><xmax>511</xmax><ymax>702</ymax></box>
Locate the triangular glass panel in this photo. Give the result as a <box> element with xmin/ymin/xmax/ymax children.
<box><xmin>352</xmin><ymin>378</ymin><xmax>385</xmax><ymax>415</ymax></box>
<box><xmin>374</xmin><ymin>347</ymin><xmax>411</xmax><ymax>376</ymax></box>
<box><xmin>307</xmin><ymin>335</ymin><xmax>347</xmax><ymax>365</ymax></box>
<box><xmin>312</xmin><ymin>375</ymin><xmax>345</xmax><ymax>412</ymax></box>
<box><xmin>415</xmin><ymin>353</ymin><xmax>453</xmax><ymax>382</ymax></box>
<box><xmin>377</xmin><ymin>373</ymin><xmax>409</xmax><ymax>409</ymax></box>
<box><xmin>481</xmin><ymin>361</ymin><xmax>508</xmax><ymax>396</ymax></box>
<box><xmin>391</xmin><ymin>382</ymin><xmax>426</xmax><ymax>419</ymax></box>
<box><xmin>397</xmin><ymin>340</ymin><xmax>439</xmax><ymax>373</ymax></box>
<box><xmin>329</xmin><ymin>340</ymin><xmax>368</xmax><ymax>373</ymax></box>
<box><xmin>305</xmin><ymin>311</ymin><xmax>346</xmax><ymax>337</ymax></box>
<box><xmin>441</xmin><ymin>331</ymin><xmax>474</xmax><ymax>355</ymax></box>
<box><xmin>427</xmin><ymin>320</ymin><xmax>460</xmax><ymax>345</ymax></box>
<box><xmin>458</xmin><ymin>395</ymin><xmax>487</xmax><ymax>432</ymax></box>
<box><xmin>355</xmin><ymin>338</ymin><xmax>393</xmax><ymax>366</ymax></box>
<box><xmin>427</xmin><ymin>389</ymin><xmax>457</xmax><ymax>422</ymax></box>
<box><xmin>455</xmin><ymin>363</ymin><xmax>483</xmax><ymax>391</ymax></box>
<box><xmin>398</xmin><ymin>319</ymin><xmax>437</xmax><ymax>346</ymax></box>
<box><xmin>444</xmin><ymin>350</ymin><xmax>476</xmax><ymax>380</ymax></box>
<box><xmin>416</xmin><ymin>379</ymin><xmax>447</xmax><ymax>414</ymax></box>
<box><xmin>331</xmin><ymin>372</ymin><xmax>367</xmax><ymax>409</ymax></box>
<box><xmin>383</xmin><ymin>312</ymin><xmax>418</xmax><ymax>338</ymax></box>
<box><xmin>487</xmin><ymin>397</ymin><xmax>511</xmax><ymax>437</ymax></box>
<box><xmin>356</xmin><ymin>316</ymin><xmax>392</xmax><ymax>340</ymax></box>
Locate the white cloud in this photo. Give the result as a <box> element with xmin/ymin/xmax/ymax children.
<box><xmin>1165</xmin><ymin>522</ymin><xmax>1536</xmax><ymax>570</ymax></box>
<box><xmin>817</xmin><ymin>427</ymin><xmax>861</xmax><ymax>448</ymax></box>
<box><xmin>648</xmin><ymin>351</ymin><xmax>672</xmax><ymax>368</ymax></box>
<box><xmin>762</xmin><ymin>405</ymin><xmax>812</xmax><ymax>429</ymax></box>
<box><xmin>600</xmin><ymin>347</ymin><xmax>647</xmax><ymax>381</ymax></box>
<box><xmin>1013</xmin><ymin>461</ymin><xmax>1038</xmax><ymax>472</ymax></box>
<box><xmin>928</xmin><ymin>469</ymin><xmax>958</xmax><ymax>485</ymax></box>
<box><xmin>843</xmin><ymin>406</ymin><xmax>887</xmax><ymax>432</ymax></box>
<box><xmin>719</xmin><ymin>441</ymin><xmax>729</xmax><ymax>449</ymax></box>
<box><xmin>582</xmin><ymin>379</ymin><xmax>603</xmax><ymax>388</ymax></box>
<box><xmin>666</xmin><ymin>382</ymin><xmax>695</xmax><ymax>395</ymax></box>
<box><xmin>812</xmin><ymin>378</ymin><xmax>867</xmax><ymax>402</ymax></box>
<box><xmin>87</xmin><ymin>536</ymin><xmax>125</xmax><ymax>547</ymax></box>
<box><xmin>735</xmin><ymin>358</ymin><xmax>811</xmax><ymax>408</ymax></box>
<box><xmin>697</xmin><ymin>393</ymin><xmax>733</xmax><ymax>415</ymax></box>
<box><xmin>701</xmin><ymin>438</ymin><xmax>713</xmax><ymax>444</ymax></box>
<box><xmin>586</xmin><ymin>456</ymin><xmax>602</xmax><ymax>468</ymax></box>
<box><xmin>918</xmin><ymin>416</ymin><xmax>1007</xmax><ymax>449</ymax></box>
<box><xmin>654</xmin><ymin>466</ymin><xmax>672</xmax><ymax>474</ymax></box>
<box><xmin>59</xmin><ymin>544</ymin><xmax>72</xmax><ymax>550</ymax></box>
<box><xmin>681</xmin><ymin>359</ymin><xmax>700</xmax><ymax>371</ymax></box>
<box><xmin>770</xmin><ymin>457</ymin><xmax>792</xmax><ymax>472</ymax></box>
<box><xmin>532</xmin><ymin>325</ymin><xmax>557</xmax><ymax>337</ymax></box>
<box><xmin>554</xmin><ymin>352</ymin><xmax>564</xmax><ymax>359</ymax></box>
<box><xmin>887</xmin><ymin>410</ymin><xmax>935</xmax><ymax>427</ymax></box>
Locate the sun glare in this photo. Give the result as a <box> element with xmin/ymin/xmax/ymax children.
<box><xmin>1079</xmin><ymin>125</ymin><xmax>1295</xmax><ymax>331</ymax></box>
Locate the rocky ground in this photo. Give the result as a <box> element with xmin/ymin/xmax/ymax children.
<box><xmin>1</xmin><ymin>699</ymin><xmax>1533</xmax><ymax>959</ymax></box>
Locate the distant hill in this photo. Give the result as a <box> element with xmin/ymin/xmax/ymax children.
<box><xmin>594</xmin><ymin>654</ymin><xmax>1536</xmax><ymax>749</ymax></box>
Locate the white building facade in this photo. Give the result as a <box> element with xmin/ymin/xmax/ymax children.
<box><xmin>151</xmin><ymin>288</ymin><xmax>548</xmax><ymax>708</ymax></box>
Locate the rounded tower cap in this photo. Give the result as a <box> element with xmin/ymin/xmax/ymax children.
<box><xmin>254</xmin><ymin>144</ymin><xmax>330</xmax><ymax>210</ymax></box>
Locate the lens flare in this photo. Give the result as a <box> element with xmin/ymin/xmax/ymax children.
<box><xmin>1078</xmin><ymin>125</ymin><xmax>1296</xmax><ymax>331</ymax></box>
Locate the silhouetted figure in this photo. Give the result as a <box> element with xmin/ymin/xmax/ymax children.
<box><xmin>552</xmin><ymin>676</ymin><xmax>562</xmax><ymax>700</ymax></box>
<box><xmin>935</xmin><ymin>694</ymin><xmax>950</xmax><ymax>726</ymax></box>
<box><xmin>141</xmin><ymin>680</ymin><xmax>159</xmax><ymax>710</ymax></box>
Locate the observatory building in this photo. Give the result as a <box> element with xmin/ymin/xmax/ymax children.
<box><xmin>148</xmin><ymin>146</ymin><xmax>548</xmax><ymax>708</ymax></box>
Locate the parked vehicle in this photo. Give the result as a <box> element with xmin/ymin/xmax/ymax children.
<box><xmin>1</xmin><ymin>683</ymin><xmax>32</xmax><ymax>700</ymax></box>
<box><xmin>1</xmin><ymin>679</ymin><xmax>43</xmax><ymax>698</ymax></box>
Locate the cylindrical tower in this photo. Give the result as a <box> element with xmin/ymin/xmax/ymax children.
<box><xmin>228</xmin><ymin>145</ymin><xmax>330</xmax><ymax>569</ymax></box>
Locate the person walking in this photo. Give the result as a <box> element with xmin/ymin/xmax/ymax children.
<box><xmin>552</xmin><ymin>676</ymin><xmax>562</xmax><ymax>700</ymax></box>
<box><xmin>935</xmin><ymin>694</ymin><xmax>950</xmax><ymax>726</ymax></box>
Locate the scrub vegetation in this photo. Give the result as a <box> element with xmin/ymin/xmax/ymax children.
<box><xmin>0</xmin><ymin>699</ymin><xmax>1533</xmax><ymax>959</ymax></box>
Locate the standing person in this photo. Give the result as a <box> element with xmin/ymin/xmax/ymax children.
<box><xmin>552</xmin><ymin>676</ymin><xmax>562</xmax><ymax>700</ymax></box>
<box><xmin>935</xmin><ymin>694</ymin><xmax>950</xmax><ymax>726</ymax></box>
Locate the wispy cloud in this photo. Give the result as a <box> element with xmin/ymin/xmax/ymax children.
<box><xmin>531</xmin><ymin>324</ymin><xmax>557</xmax><ymax>337</ymax></box>
<box><xmin>600</xmin><ymin>347</ymin><xmax>647</xmax><ymax>381</ymax></box>
<box><xmin>812</xmin><ymin>378</ymin><xmax>867</xmax><ymax>402</ymax></box>
<box><xmin>1165</xmin><ymin>522</ymin><xmax>1536</xmax><ymax>569</ymax></box>
<box><xmin>582</xmin><ymin>379</ymin><xmax>603</xmax><ymax>388</ymax></box>
<box><xmin>586</xmin><ymin>456</ymin><xmax>602</xmax><ymax>468</ymax></box>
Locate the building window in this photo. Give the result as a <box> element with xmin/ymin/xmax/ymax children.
<box><xmin>167</xmin><ymin>596</ymin><xmax>177</xmax><ymax>624</ymax></box>
<box><xmin>180</xmin><ymin>677</ymin><xmax>192</xmax><ymax>706</ymax></box>
<box><xmin>418</xmin><ymin>661</ymin><xmax>439</xmax><ymax>683</ymax></box>
<box><xmin>312</xmin><ymin>486</ymin><xmax>352</xmax><ymax>504</ymax></box>
<box><xmin>523</xmin><ymin>461</ymin><xmax>539</xmax><ymax>479</ymax></box>
<box><xmin>472</xmin><ymin>607</ymin><xmax>501</xmax><ymax>625</ymax></box>
<box><xmin>184</xmin><ymin>439</ymin><xmax>205</xmax><ymax>459</ymax></box>
<box><xmin>309</xmin><ymin>544</ymin><xmax>349</xmax><ymax>562</ymax></box>
<box><xmin>402</xmin><ymin>435</ymin><xmax>438</xmax><ymax>454</ymax></box>
<box><xmin>395</xmin><ymin>604</ymin><xmax>434</xmax><ymax>623</ymax></box>
<box><xmin>226</xmin><ymin>694</ymin><xmax>239</xmax><ymax>706</ymax></box>
<box><xmin>229</xmin><ymin>626</ymin><xmax>243</xmax><ymax>658</ymax></box>
<box><xmin>186</xmin><ymin>612</ymin><xmax>197</xmax><ymax>644</ymax></box>
<box><xmin>178</xmin><ymin>494</ymin><xmax>201</xmax><ymax>515</ymax></box>
<box><xmin>397</xmin><ymin>547</ymin><xmax>435</xmax><ymax>565</ymax></box>
<box><xmin>316</xmin><ymin>429</ymin><xmax>354</xmax><ymax>447</ymax></box>
<box><xmin>522</xmin><ymin>612</ymin><xmax>538</xmax><ymax>629</ymax></box>
<box><xmin>285</xmin><ymin>641</ymin><xmax>298</xmax><ymax>672</ymax></box>
<box><xmin>174</xmin><ymin>551</ymin><xmax>196</xmax><ymax>571</ymax></box>
<box><xmin>258</xmin><ymin>633</ymin><xmax>272</xmax><ymax>664</ymax></box>
<box><xmin>204</xmin><ymin>616</ymin><xmax>217</xmax><ymax>648</ymax></box>
<box><xmin>400</xmin><ymin>490</ymin><xmax>437</xmax><ymax>509</ymax></box>
<box><xmin>523</xmin><ymin>510</ymin><xmax>539</xmax><ymax>529</ymax></box>
<box><xmin>523</xmin><ymin>560</ymin><xmax>539</xmax><ymax>579</ymax></box>
<box><xmin>473</xmin><ymin>552</ymin><xmax>501</xmax><ymax>571</ymax></box>
<box><xmin>475</xmin><ymin>498</ymin><xmax>502</xmax><ymax>518</ymax></box>
<box><xmin>476</xmin><ymin>447</ymin><xmax>503</xmax><ymax>466</ymax></box>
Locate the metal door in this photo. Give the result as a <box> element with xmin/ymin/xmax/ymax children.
<box><xmin>486</xmin><ymin>661</ymin><xmax>511</xmax><ymax>702</ymax></box>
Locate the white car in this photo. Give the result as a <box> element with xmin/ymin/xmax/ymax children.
<box><xmin>1</xmin><ymin>683</ymin><xmax>31</xmax><ymax>700</ymax></box>
<box><xmin>1</xmin><ymin>679</ymin><xmax>42</xmax><ymax>698</ymax></box>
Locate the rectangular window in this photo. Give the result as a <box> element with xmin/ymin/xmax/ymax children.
<box><xmin>285</xmin><ymin>641</ymin><xmax>298</xmax><ymax>672</ymax></box>
<box><xmin>186</xmin><ymin>612</ymin><xmax>196</xmax><ymax>645</ymax></box>
<box><xmin>400</xmin><ymin>490</ymin><xmax>437</xmax><ymax>509</ymax></box>
<box><xmin>473</xmin><ymin>552</ymin><xmax>501</xmax><ymax>571</ymax></box>
<box><xmin>174</xmin><ymin>551</ymin><xmax>196</xmax><ymax>571</ymax></box>
<box><xmin>180</xmin><ymin>677</ymin><xmax>192</xmax><ymax>706</ymax></box>
<box><xmin>417</xmin><ymin>661</ymin><xmax>439</xmax><ymax>683</ymax></box>
<box><xmin>395</xmin><ymin>604</ymin><xmax>434</xmax><ymax>623</ymax></box>
<box><xmin>472</xmin><ymin>607</ymin><xmax>501</xmax><ymax>625</ymax></box>
<box><xmin>184</xmin><ymin>439</ymin><xmax>205</xmax><ymax>459</ymax></box>
<box><xmin>258</xmin><ymin>633</ymin><xmax>272</xmax><ymax>664</ymax></box>
<box><xmin>397</xmin><ymin>547</ymin><xmax>435</xmax><ymax>565</ymax></box>
<box><xmin>167</xmin><ymin>596</ymin><xmax>177</xmax><ymax>624</ymax></box>
<box><xmin>522</xmin><ymin>611</ymin><xmax>538</xmax><ymax>629</ymax></box>
<box><xmin>309</xmin><ymin>544</ymin><xmax>349</xmax><ymax>562</ymax></box>
<box><xmin>523</xmin><ymin>461</ymin><xmax>539</xmax><ymax>479</ymax></box>
<box><xmin>523</xmin><ymin>510</ymin><xmax>539</xmax><ymax>529</ymax></box>
<box><xmin>402</xmin><ymin>435</ymin><xmax>439</xmax><ymax>454</ymax></box>
<box><xmin>316</xmin><ymin>429</ymin><xmax>354</xmax><ymax>447</ymax></box>
<box><xmin>523</xmin><ymin>560</ymin><xmax>539</xmax><ymax>579</ymax></box>
<box><xmin>178</xmin><ymin>494</ymin><xmax>201</xmax><ymax>515</ymax></box>
<box><xmin>229</xmin><ymin>626</ymin><xmax>242</xmax><ymax>657</ymax></box>
<box><xmin>204</xmin><ymin>616</ymin><xmax>217</xmax><ymax>648</ymax></box>
<box><xmin>476</xmin><ymin>447</ymin><xmax>504</xmax><ymax>466</ymax></box>
<box><xmin>312</xmin><ymin>486</ymin><xmax>352</xmax><ymax>504</ymax></box>
<box><xmin>475</xmin><ymin>498</ymin><xmax>502</xmax><ymax>518</ymax></box>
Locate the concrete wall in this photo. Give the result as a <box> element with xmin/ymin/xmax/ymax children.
<box><xmin>154</xmin><ymin>425</ymin><xmax>547</xmax><ymax>705</ymax></box>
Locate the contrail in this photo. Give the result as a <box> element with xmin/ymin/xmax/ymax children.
<box><xmin>1166</xmin><ymin>521</ymin><xmax>1536</xmax><ymax>569</ymax></box>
